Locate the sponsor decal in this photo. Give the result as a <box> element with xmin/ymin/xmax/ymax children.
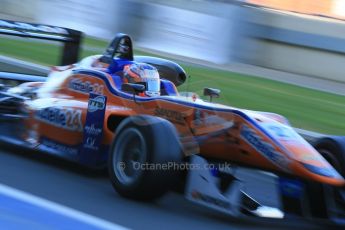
<box><xmin>191</xmin><ymin>190</ymin><xmax>231</xmax><ymax>210</ymax></box>
<box><xmin>84</xmin><ymin>124</ymin><xmax>102</xmax><ymax>135</ymax></box>
<box><xmin>193</xmin><ymin>110</ymin><xmax>224</xmax><ymax>126</ymax></box>
<box><xmin>193</xmin><ymin>109</ymin><xmax>202</xmax><ymax>126</ymax></box>
<box><xmin>68</xmin><ymin>78</ymin><xmax>104</xmax><ymax>95</ymax></box>
<box><xmin>262</xmin><ymin>123</ymin><xmax>298</xmax><ymax>141</ymax></box>
<box><xmin>192</xmin><ymin>110</ymin><xmax>234</xmax><ymax>129</ymax></box>
<box><xmin>81</xmin><ymin>93</ymin><xmax>107</xmax><ymax>155</ymax></box>
<box><xmin>41</xmin><ymin>138</ymin><xmax>78</xmax><ymax>156</ymax></box>
<box><xmin>0</xmin><ymin>20</ymin><xmax>68</xmax><ymax>35</ymax></box>
<box><xmin>84</xmin><ymin>137</ymin><xmax>97</xmax><ymax>150</ymax></box>
<box><xmin>35</xmin><ymin>107</ymin><xmax>82</xmax><ymax>132</ymax></box>
<box><xmin>154</xmin><ymin>107</ymin><xmax>185</xmax><ymax>124</ymax></box>
<box><xmin>240</xmin><ymin>125</ymin><xmax>290</xmax><ymax>170</ymax></box>
<box><xmin>88</xmin><ymin>95</ymin><xmax>106</xmax><ymax>113</ymax></box>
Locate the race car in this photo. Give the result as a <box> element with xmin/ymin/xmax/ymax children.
<box><xmin>1</xmin><ymin>22</ymin><xmax>345</xmax><ymax>224</ymax></box>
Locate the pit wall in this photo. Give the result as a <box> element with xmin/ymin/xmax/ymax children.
<box><xmin>239</xmin><ymin>6</ymin><xmax>345</xmax><ymax>82</ymax></box>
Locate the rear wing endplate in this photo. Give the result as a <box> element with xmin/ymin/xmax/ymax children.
<box><xmin>0</xmin><ymin>19</ymin><xmax>83</xmax><ymax>65</ymax></box>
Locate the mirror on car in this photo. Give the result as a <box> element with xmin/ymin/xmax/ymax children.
<box><xmin>122</xmin><ymin>83</ymin><xmax>146</xmax><ymax>94</ymax></box>
<box><xmin>203</xmin><ymin>87</ymin><xmax>220</xmax><ymax>102</ymax></box>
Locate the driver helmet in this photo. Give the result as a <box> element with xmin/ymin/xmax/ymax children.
<box><xmin>123</xmin><ymin>63</ymin><xmax>160</xmax><ymax>97</ymax></box>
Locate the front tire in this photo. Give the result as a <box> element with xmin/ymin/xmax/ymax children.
<box><xmin>108</xmin><ymin>115</ymin><xmax>182</xmax><ymax>201</ymax></box>
<box><xmin>312</xmin><ymin>137</ymin><xmax>345</xmax><ymax>217</ymax></box>
<box><xmin>314</xmin><ymin>137</ymin><xmax>345</xmax><ymax>177</ymax></box>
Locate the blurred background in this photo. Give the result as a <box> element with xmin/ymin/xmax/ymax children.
<box><xmin>1</xmin><ymin>3</ymin><xmax>345</xmax><ymax>229</ymax></box>
<box><xmin>1</xmin><ymin>0</ymin><xmax>345</xmax><ymax>135</ymax></box>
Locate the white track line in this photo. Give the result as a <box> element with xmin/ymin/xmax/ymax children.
<box><xmin>0</xmin><ymin>183</ymin><xmax>129</xmax><ymax>230</ymax></box>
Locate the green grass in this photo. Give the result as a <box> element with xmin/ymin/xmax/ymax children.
<box><xmin>0</xmin><ymin>36</ymin><xmax>106</xmax><ymax>65</ymax></box>
<box><xmin>83</xmin><ymin>36</ymin><xmax>108</xmax><ymax>48</ymax></box>
<box><xmin>1</xmin><ymin>36</ymin><xmax>345</xmax><ymax>135</ymax></box>
<box><xmin>181</xmin><ymin>66</ymin><xmax>345</xmax><ymax>134</ymax></box>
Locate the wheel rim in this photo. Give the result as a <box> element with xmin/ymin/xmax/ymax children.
<box><xmin>113</xmin><ymin>128</ymin><xmax>147</xmax><ymax>186</ymax></box>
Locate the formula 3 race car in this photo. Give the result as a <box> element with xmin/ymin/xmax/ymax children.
<box><xmin>0</xmin><ymin>21</ymin><xmax>345</xmax><ymax>225</ymax></box>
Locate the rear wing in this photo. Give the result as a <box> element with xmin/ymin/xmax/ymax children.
<box><xmin>0</xmin><ymin>19</ymin><xmax>83</xmax><ymax>65</ymax></box>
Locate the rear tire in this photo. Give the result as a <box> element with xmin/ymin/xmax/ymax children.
<box><xmin>108</xmin><ymin>115</ymin><xmax>182</xmax><ymax>201</ymax></box>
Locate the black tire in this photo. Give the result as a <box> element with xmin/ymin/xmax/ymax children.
<box><xmin>311</xmin><ymin>137</ymin><xmax>345</xmax><ymax>218</ymax></box>
<box><xmin>314</xmin><ymin>137</ymin><xmax>345</xmax><ymax>177</ymax></box>
<box><xmin>108</xmin><ymin>115</ymin><xmax>182</xmax><ymax>201</ymax></box>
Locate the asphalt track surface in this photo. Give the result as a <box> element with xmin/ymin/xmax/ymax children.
<box><xmin>0</xmin><ymin>144</ymin><xmax>341</xmax><ymax>230</ymax></box>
